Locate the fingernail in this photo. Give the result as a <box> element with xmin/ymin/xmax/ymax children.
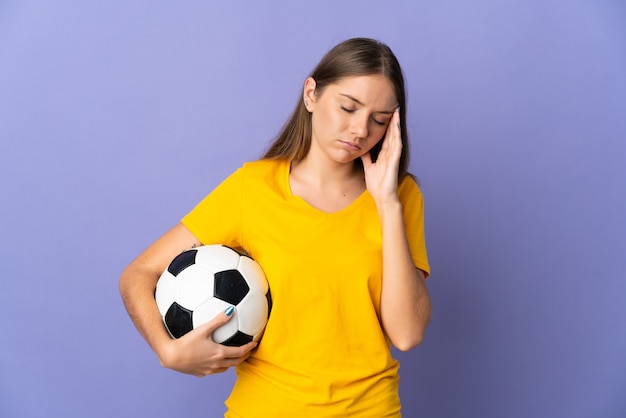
<box><xmin>224</xmin><ymin>306</ymin><xmax>234</xmax><ymax>316</ymax></box>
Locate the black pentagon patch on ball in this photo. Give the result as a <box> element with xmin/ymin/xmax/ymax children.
<box><xmin>266</xmin><ymin>289</ymin><xmax>273</xmax><ymax>319</ymax></box>
<box><xmin>221</xmin><ymin>330</ymin><xmax>253</xmax><ymax>347</ymax></box>
<box><xmin>164</xmin><ymin>302</ymin><xmax>193</xmax><ymax>338</ymax></box>
<box><xmin>214</xmin><ymin>270</ymin><xmax>249</xmax><ymax>305</ymax></box>
<box><xmin>167</xmin><ymin>249</ymin><xmax>197</xmax><ymax>276</ymax></box>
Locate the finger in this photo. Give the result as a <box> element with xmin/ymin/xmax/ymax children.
<box><xmin>386</xmin><ymin>110</ymin><xmax>402</xmax><ymax>154</ymax></box>
<box><xmin>384</xmin><ymin>110</ymin><xmax>400</xmax><ymax>143</ymax></box>
<box><xmin>377</xmin><ymin>115</ymin><xmax>399</xmax><ymax>161</ymax></box>
<box><xmin>196</xmin><ymin>366</ymin><xmax>229</xmax><ymax>377</ymax></box>
<box><xmin>222</xmin><ymin>341</ymin><xmax>258</xmax><ymax>360</ymax></box>
<box><xmin>210</xmin><ymin>367</ymin><xmax>229</xmax><ymax>375</ymax></box>
<box><xmin>221</xmin><ymin>353</ymin><xmax>252</xmax><ymax>368</ymax></box>
<box><xmin>193</xmin><ymin>306</ymin><xmax>235</xmax><ymax>336</ymax></box>
<box><xmin>391</xmin><ymin>110</ymin><xmax>401</xmax><ymax>139</ymax></box>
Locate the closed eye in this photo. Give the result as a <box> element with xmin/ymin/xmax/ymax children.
<box><xmin>341</xmin><ymin>105</ymin><xmax>387</xmax><ymax>126</ymax></box>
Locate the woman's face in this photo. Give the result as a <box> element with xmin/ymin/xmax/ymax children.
<box><xmin>304</xmin><ymin>74</ymin><xmax>398</xmax><ymax>165</ymax></box>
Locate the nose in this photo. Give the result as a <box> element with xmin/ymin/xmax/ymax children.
<box><xmin>350</xmin><ymin>114</ymin><xmax>369</xmax><ymax>140</ymax></box>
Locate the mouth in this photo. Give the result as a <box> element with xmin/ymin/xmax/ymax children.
<box><xmin>339</xmin><ymin>141</ymin><xmax>361</xmax><ymax>151</ymax></box>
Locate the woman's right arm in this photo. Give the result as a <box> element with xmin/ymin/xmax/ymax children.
<box><xmin>119</xmin><ymin>223</ymin><xmax>256</xmax><ymax>377</ymax></box>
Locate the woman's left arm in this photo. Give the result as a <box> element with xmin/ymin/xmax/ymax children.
<box><xmin>376</xmin><ymin>199</ymin><xmax>431</xmax><ymax>351</ymax></box>
<box><xmin>361</xmin><ymin>109</ymin><xmax>431</xmax><ymax>351</ymax></box>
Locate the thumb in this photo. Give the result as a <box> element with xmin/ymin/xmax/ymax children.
<box><xmin>196</xmin><ymin>306</ymin><xmax>235</xmax><ymax>336</ymax></box>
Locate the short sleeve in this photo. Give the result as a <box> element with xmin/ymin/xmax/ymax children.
<box><xmin>399</xmin><ymin>176</ymin><xmax>430</xmax><ymax>278</ymax></box>
<box><xmin>181</xmin><ymin>167</ymin><xmax>244</xmax><ymax>249</ymax></box>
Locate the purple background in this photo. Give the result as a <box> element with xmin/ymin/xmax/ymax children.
<box><xmin>1</xmin><ymin>1</ymin><xmax>625</xmax><ymax>417</ymax></box>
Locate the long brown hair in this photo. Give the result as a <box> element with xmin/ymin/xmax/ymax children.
<box><xmin>263</xmin><ymin>38</ymin><xmax>412</xmax><ymax>181</ymax></box>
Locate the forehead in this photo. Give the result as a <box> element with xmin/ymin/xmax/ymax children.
<box><xmin>325</xmin><ymin>75</ymin><xmax>398</xmax><ymax>109</ymax></box>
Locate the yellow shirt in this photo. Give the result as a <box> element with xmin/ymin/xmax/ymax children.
<box><xmin>181</xmin><ymin>159</ymin><xmax>429</xmax><ymax>417</ymax></box>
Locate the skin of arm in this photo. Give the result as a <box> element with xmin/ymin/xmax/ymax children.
<box><xmin>119</xmin><ymin>223</ymin><xmax>256</xmax><ymax>377</ymax></box>
<box><xmin>376</xmin><ymin>199</ymin><xmax>431</xmax><ymax>351</ymax></box>
<box><xmin>361</xmin><ymin>110</ymin><xmax>432</xmax><ymax>351</ymax></box>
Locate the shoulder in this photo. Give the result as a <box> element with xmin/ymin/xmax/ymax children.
<box><xmin>239</xmin><ymin>158</ymin><xmax>286</xmax><ymax>176</ymax></box>
<box><xmin>233</xmin><ymin>159</ymin><xmax>289</xmax><ymax>191</ymax></box>
<box><xmin>398</xmin><ymin>175</ymin><xmax>423</xmax><ymax>200</ymax></box>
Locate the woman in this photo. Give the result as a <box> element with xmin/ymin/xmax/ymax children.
<box><xmin>120</xmin><ymin>37</ymin><xmax>431</xmax><ymax>417</ymax></box>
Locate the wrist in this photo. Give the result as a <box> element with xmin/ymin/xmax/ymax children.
<box><xmin>375</xmin><ymin>197</ymin><xmax>402</xmax><ymax>218</ymax></box>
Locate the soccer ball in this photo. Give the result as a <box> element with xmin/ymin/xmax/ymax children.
<box><xmin>155</xmin><ymin>245</ymin><xmax>272</xmax><ymax>346</ymax></box>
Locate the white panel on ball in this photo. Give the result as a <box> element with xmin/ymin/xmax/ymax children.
<box><xmin>177</xmin><ymin>265</ymin><xmax>215</xmax><ymax>309</ymax></box>
<box><xmin>196</xmin><ymin>245</ymin><xmax>240</xmax><ymax>273</ymax></box>
<box><xmin>237</xmin><ymin>291</ymin><xmax>269</xmax><ymax>336</ymax></box>
<box><xmin>237</xmin><ymin>256</ymin><xmax>269</xmax><ymax>294</ymax></box>
<box><xmin>155</xmin><ymin>273</ymin><xmax>177</xmax><ymax>317</ymax></box>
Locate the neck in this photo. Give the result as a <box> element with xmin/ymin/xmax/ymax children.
<box><xmin>288</xmin><ymin>155</ymin><xmax>366</xmax><ymax>213</ymax></box>
<box><xmin>291</xmin><ymin>155</ymin><xmax>362</xmax><ymax>188</ymax></box>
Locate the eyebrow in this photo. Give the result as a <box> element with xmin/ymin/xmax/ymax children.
<box><xmin>339</xmin><ymin>93</ymin><xmax>397</xmax><ymax>114</ymax></box>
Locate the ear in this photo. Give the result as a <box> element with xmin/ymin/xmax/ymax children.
<box><xmin>303</xmin><ymin>77</ymin><xmax>317</xmax><ymax>112</ymax></box>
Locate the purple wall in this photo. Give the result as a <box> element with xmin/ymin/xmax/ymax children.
<box><xmin>1</xmin><ymin>1</ymin><xmax>624</xmax><ymax>417</ymax></box>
